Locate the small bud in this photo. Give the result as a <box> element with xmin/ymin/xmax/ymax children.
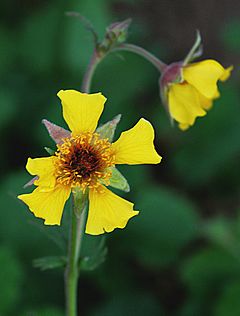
<box><xmin>97</xmin><ymin>19</ymin><xmax>131</xmax><ymax>55</ymax></box>
<box><xmin>106</xmin><ymin>18</ymin><xmax>131</xmax><ymax>44</ymax></box>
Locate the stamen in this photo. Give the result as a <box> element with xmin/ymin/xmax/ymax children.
<box><xmin>54</xmin><ymin>132</ymin><xmax>115</xmax><ymax>191</ymax></box>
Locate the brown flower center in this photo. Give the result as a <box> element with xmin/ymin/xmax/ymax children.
<box><xmin>54</xmin><ymin>133</ymin><xmax>115</xmax><ymax>190</ymax></box>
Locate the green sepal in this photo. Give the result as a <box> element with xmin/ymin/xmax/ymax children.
<box><xmin>183</xmin><ymin>30</ymin><xmax>203</xmax><ymax>66</ymax></box>
<box><xmin>44</xmin><ymin>147</ymin><xmax>55</xmax><ymax>155</ymax></box>
<box><xmin>33</xmin><ymin>256</ymin><xmax>67</xmax><ymax>271</ymax></box>
<box><xmin>79</xmin><ymin>237</ymin><xmax>108</xmax><ymax>271</ymax></box>
<box><xmin>96</xmin><ymin>114</ymin><xmax>121</xmax><ymax>142</ymax></box>
<box><xmin>72</xmin><ymin>187</ymin><xmax>88</xmax><ymax>218</ymax></box>
<box><xmin>108</xmin><ymin>167</ymin><xmax>130</xmax><ymax>192</ymax></box>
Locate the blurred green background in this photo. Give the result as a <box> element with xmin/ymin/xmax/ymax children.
<box><xmin>1</xmin><ymin>0</ymin><xmax>240</xmax><ymax>315</ymax></box>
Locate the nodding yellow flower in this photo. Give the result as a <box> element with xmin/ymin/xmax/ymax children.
<box><xmin>160</xmin><ymin>60</ymin><xmax>233</xmax><ymax>130</ymax></box>
<box><xmin>18</xmin><ymin>90</ymin><xmax>161</xmax><ymax>235</ymax></box>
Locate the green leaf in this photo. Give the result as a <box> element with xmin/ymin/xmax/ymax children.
<box><xmin>0</xmin><ymin>172</ymin><xmax>59</xmax><ymax>253</ymax></box>
<box><xmin>20</xmin><ymin>307</ymin><xmax>64</xmax><ymax>316</ymax></box>
<box><xmin>89</xmin><ymin>293</ymin><xmax>164</xmax><ymax>316</ymax></box>
<box><xmin>108</xmin><ymin>167</ymin><xmax>130</xmax><ymax>192</ymax></box>
<box><xmin>96</xmin><ymin>114</ymin><xmax>121</xmax><ymax>142</ymax></box>
<box><xmin>0</xmin><ymin>246</ymin><xmax>23</xmax><ymax>314</ymax></box>
<box><xmin>181</xmin><ymin>248</ymin><xmax>240</xmax><ymax>296</ymax></box>
<box><xmin>128</xmin><ymin>186</ymin><xmax>199</xmax><ymax>268</ymax></box>
<box><xmin>80</xmin><ymin>236</ymin><xmax>108</xmax><ymax>271</ymax></box>
<box><xmin>214</xmin><ymin>281</ymin><xmax>240</xmax><ymax>316</ymax></box>
<box><xmin>33</xmin><ymin>256</ymin><xmax>67</xmax><ymax>271</ymax></box>
<box><xmin>202</xmin><ymin>217</ymin><xmax>240</xmax><ymax>259</ymax></box>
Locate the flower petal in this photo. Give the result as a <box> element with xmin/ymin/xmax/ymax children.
<box><xmin>57</xmin><ymin>90</ymin><xmax>106</xmax><ymax>135</ymax></box>
<box><xmin>183</xmin><ymin>59</ymin><xmax>226</xmax><ymax>99</ymax></box>
<box><xmin>198</xmin><ymin>92</ymin><xmax>213</xmax><ymax>111</ymax></box>
<box><xmin>178</xmin><ymin>123</ymin><xmax>190</xmax><ymax>131</ymax></box>
<box><xmin>86</xmin><ymin>186</ymin><xmax>139</xmax><ymax>235</ymax></box>
<box><xmin>26</xmin><ymin>157</ymin><xmax>56</xmax><ymax>190</ymax></box>
<box><xmin>112</xmin><ymin>118</ymin><xmax>161</xmax><ymax>165</ymax></box>
<box><xmin>220</xmin><ymin>65</ymin><xmax>233</xmax><ymax>82</ymax></box>
<box><xmin>18</xmin><ymin>185</ymin><xmax>71</xmax><ymax>225</ymax></box>
<box><xmin>168</xmin><ymin>83</ymin><xmax>206</xmax><ymax>127</ymax></box>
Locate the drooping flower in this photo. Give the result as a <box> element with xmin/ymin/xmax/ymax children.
<box><xmin>18</xmin><ymin>90</ymin><xmax>161</xmax><ymax>235</ymax></box>
<box><xmin>160</xmin><ymin>60</ymin><xmax>233</xmax><ymax>130</ymax></box>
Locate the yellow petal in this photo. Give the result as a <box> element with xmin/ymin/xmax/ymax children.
<box><xmin>26</xmin><ymin>157</ymin><xmax>56</xmax><ymax>190</ymax></box>
<box><xmin>86</xmin><ymin>185</ymin><xmax>139</xmax><ymax>235</ymax></box>
<box><xmin>220</xmin><ymin>65</ymin><xmax>233</xmax><ymax>82</ymax></box>
<box><xmin>198</xmin><ymin>93</ymin><xmax>213</xmax><ymax>111</ymax></box>
<box><xmin>179</xmin><ymin>123</ymin><xmax>190</xmax><ymax>131</ymax></box>
<box><xmin>214</xmin><ymin>90</ymin><xmax>220</xmax><ymax>99</ymax></box>
<box><xmin>112</xmin><ymin>118</ymin><xmax>161</xmax><ymax>165</ymax></box>
<box><xmin>183</xmin><ymin>59</ymin><xmax>226</xmax><ymax>99</ymax></box>
<box><xmin>57</xmin><ymin>90</ymin><xmax>106</xmax><ymax>135</ymax></box>
<box><xmin>18</xmin><ymin>185</ymin><xmax>71</xmax><ymax>225</ymax></box>
<box><xmin>168</xmin><ymin>83</ymin><xmax>206</xmax><ymax>127</ymax></box>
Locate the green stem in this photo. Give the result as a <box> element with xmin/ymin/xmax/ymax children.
<box><xmin>112</xmin><ymin>43</ymin><xmax>166</xmax><ymax>72</ymax></box>
<box><xmin>64</xmin><ymin>46</ymin><xmax>99</xmax><ymax>316</ymax></box>
<box><xmin>81</xmin><ymin>50</ymin><xmax>101</xmax><ymax>93</ymax></box>
<box><xmin>64</xmin><ymin>41</ymin><xmax>164</xmax><ymax>315</ymax></box>
<box><xmin>65</xmin><ymin>192</ymin><xmax>87</xmax><ymax>316</ymax></box>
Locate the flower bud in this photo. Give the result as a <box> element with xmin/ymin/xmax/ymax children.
<box><xmin>97</xmin><ymin>19</ymin><xmax>131</xmax><ymax>55</ymax></box>
<box><xmin>159</xmin><ymin>59</ymin><xmax>232</xmax><ymax>130</ymax></box>
<box><xmin>159</xmin><ymin>32</ymin><xmax>232</xmax><ymax>130</ymax></box>
<box><xmin>106</xmin><ymin>19</ymin><xmax>131</xmax><ymax>44</ymax></box>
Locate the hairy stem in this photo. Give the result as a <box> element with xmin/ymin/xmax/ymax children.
<box><xmin>64</xmin><ymin>45</ymin><xmax>99</xmax><ymax>316</ymax></box>
<box><xmin>113</xmin><ymin>43</ymin><xmax>166</xmax><ymax>72</ymax></box>
<box><xmin>65</xmin><ymin>192</ymin><xmax>87</xmax><ymax>316</ymax></box>
<box><xmin>81</xmin><ymin>51</ymin><xmax>101</xmax><ymax>93</ymax></box>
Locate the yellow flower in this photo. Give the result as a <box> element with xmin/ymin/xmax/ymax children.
<box><xmin>18</xmin><ymin>90</ymin><xmax>161</xmax><ymax>235</ymax></box>
<box><xmin>160</xmin><ymin>60</ymin><xmax>233</xmax><ymax>130</ymax></box>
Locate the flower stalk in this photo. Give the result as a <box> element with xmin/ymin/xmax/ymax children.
<box><xmin>113</xmin><ymin>43</ymin><xmax>166</xmax><ymax>72</ymax></box>
<box><xmin>81</xmin><ymin>50</ymin><xmax>101</xmax><ymax>93</ymax></box>
<box><xmin>65</xmin><ymin>46</ymin><xmax>100</xmax><ymax>315</ymax></box>
<box><xmin>65</xmin><ymin>42</ymin><xmax>96</xmax><ymax>314</ymax></box>
<box><xmin>65</xmin><ymin>190</ymin><xmax>88</xmax><ymax>316</ymax></box>
<box><xmin>81</xmin><ymin>43</ymin><xmax>167</xmax><ymax>95</ymax></box>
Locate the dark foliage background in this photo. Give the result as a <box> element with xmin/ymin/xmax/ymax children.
<box><xmin>0</xmin><ymin>0</ymin><xmax>239</xmax><ymax>315</ymax></box>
